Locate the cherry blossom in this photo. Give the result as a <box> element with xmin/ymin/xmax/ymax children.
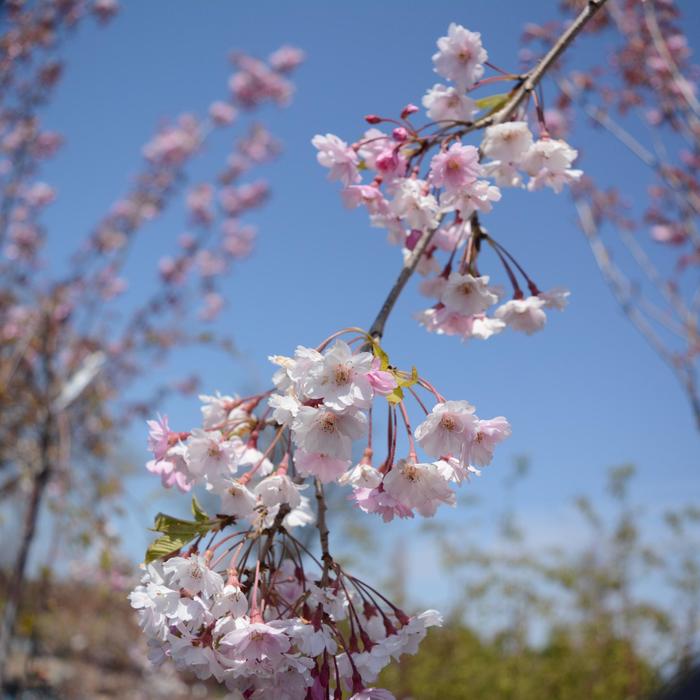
<box><xmin>429</xmin><ymin>142</ymin><xmax>481</xmax><ymax>193</ymax></box>
<box><xmin>382</xmin><ymin>458</ymin><xmax>456</xmax><ymax>517</ymax></box>
<box><xmin>304</xmin><ymin>339</ymin><xmax>374</xmax><ymax>410</ymax></box>
<box><xmin>163</xmin><ymin>555</ymin><xmax>224</xmax><ymax>599</ymax></box>
<box><xmin>432</xmin><ymin>23</ymin><xmax>487</xmax><ymax>90</ymax></box>
<box><xmin>422</xmin><ymin>83</ymin><xmax>476</xmax><ymax>122</ymax></box>
<box><xmin>468</xmin><ymin>417</ymin><xmax>512</xmax><ymax>467</ymax></box>
<box><xmin>312</xmin><ymin>133</ymin><xmax>361</xmax><ymax>186</ymax></box>
<box><xmin>185</xmin><ymin>428</ymin><xmax>239</xmax><ymax>483</ymax></box>
<box><xmin>440</xmin><ymin>272</ymin><xmax>500</xmax><ymax>316</ymax></box>
<box><xmin>495</xmin><ymin>295</ymin><xmax>548</xmax><ymax>334</ymax></box>
<box><xmin>294</xmin><ymin>449</ymin><xmax>351</xmax><ymax>483</ymax></box>
<box><xmin>521</xmin><ymin>138</ymin><xmax>583</xmax><ymax>193</ymax></box>
<box><xmin>388</xmin><ymin>178</ymin><xmax>440</xmax><ymax>231</ymax></box>
<box><xmin>414</xmin><ymin>400</ymin><xmax>477</xmax><ymax>459</ymax></box>
<box><xmin>292</xmin><ymin>406</ymin><xmax>367</xmax><ymax>460</ymax></box>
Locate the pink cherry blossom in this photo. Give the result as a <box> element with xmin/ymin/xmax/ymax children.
<box><xmin>495</xmin><ymin>296</ymin><xmax>547</xmax><ymax>334</ymax></box>
<box><xmin>163</xmin><ymin>555</ymin><xmax>224</xmax><ymax>599</ymax></box>
<box><xmin>312</xmin><ymin>133</ymin><xmax>361</xmax><ymax>186</ymax></box>
<box><xmin>521</xmin><ymin>138</ymin><xmax>583</xmax><ymax>193</ymax></box>
<box><xmin>466</xmin><ymin>416</ymin><xmax>512</xmax><ymax>467</ymax></box>
<box><xmin>208</xmin><ymin>100</ymin><xmax>237</xmax><ymax>125</ymax></box>
<box><xmin>185</xmin><ymin>428</ymin><xmax>239</xmax><ymax>483</ymax></box>
<box><xmin>440</xmin><ymin>272</ymin><xmax>499</xmax><ymax>316</ymax></box>
<box><xmin>220</xmin><ymin>620</ymin><xmax>291</xmax><ymax>664</ymax></box>
<box><xmin>382</xmin><ymin>458</ymin><xmax>456</xmax><ymax>517</ymax></box>
<box><xmin>441</xmin><ymin>179</ymin><xmax>501</xmax><ymax>217</ymax></box>
<box><xmin>422</xmin><ymin>83</ymin><xmax>476</xmax><ymax>122</ymax></box>
<box><xmin>255</xmin><ymin>474</ymin><xmax>303</xmax><ymax>509</ymax></box>
<box><xmin>367</xmin><ymin>358</ymin><xmax>398</xmax><ymax>395</ymax></box>
<box><xmin>292</xmin><ymin>407</ymin><xmax>367</xmax><ymax>460</ymax></box>
<box><xmin>303</xmin><ymin>340</ymin><xmax>374</xmax><ymax>410</ymax></box>
<box><xmin>429</xmin><ymin>142</ymin><xmax>481</xmax><ymax>193</ymax></box>
<box><xmin>389</xmin><ymin>179</ymin><xmax>440</xmax><ymax>230</ymax></box>
<box><xmin>414</xmin><ymin>400</ymin><xmax>477</xmax><ymax>458</ymax></box>
<box><xmin>481</xmin><ymin>122</ymin><xmax>533</xmax><ymax>164</ymax></box>
<box><xmin>432</xmin><ymin>23</ymin><xmax>488</xmax><ymax>89</ymax></box>
<box><xmin>540</xmin><ymin>287</ymin><xmax>571</xmax><ymax>310</ymax></box>
<box><xmin>146</xmin><ymin>414</ymin><xmax>172</xmax><ymax>460</ymax></box>
<box><xmin>353</xmin><ymin>485</ymin><xmax>415</xmax><ymax>523</ymax></box>
<box><xmin>294</xmin><ymin>450</ymin><xmax>351</xmax><ymax>483</ymax></box>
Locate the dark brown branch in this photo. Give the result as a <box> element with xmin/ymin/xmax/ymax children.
<box><xmin>315</xmin><ymin>478</ymin><xmax>332</xmax><ymax>586</ymax></box>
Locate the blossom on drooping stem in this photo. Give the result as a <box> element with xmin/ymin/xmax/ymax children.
<box><xmin>495</xmin><ymin>295</ymin><xmax>547</xmax><ymax>334</ymax></box>
<box><xmin>134</xmin><ymin>323</ymin><xmax>508</xmax><ymax>691</ymax></box>
<box><xmin>440</xmin><ymin>272</ymin><xmax>500</xmax><ymax>316</ymax></box>
<box><xmin>311</xmin><ymin>23</ymin><xmax>582</xmax><ymax>348</ymax></box>
<box><xmin>127</xmin><ymin>10</ymin><xmax>599</xmax><ymax>692</ymax></box>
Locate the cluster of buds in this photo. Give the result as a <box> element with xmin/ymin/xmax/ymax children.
<box><xmin>313</xmin><ymin>23</ymin><xmax>581</xmax><ymax>342</ymax></box>
<box><xmin>134</xmin><ymin>327</ymin><xmax>510</xmax><ymax>696</ymax></box>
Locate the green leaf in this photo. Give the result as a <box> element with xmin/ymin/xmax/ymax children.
<box><xmin>367</xmin><ymin>335</ymin><xmax>390</xmax><ymax>371</ymax></box>
<box><xmin>144</xmin><ymin>510</ymin><xmax>216</xmax><ymax>564</ymax></box>
<box><xmin>386</xmin><ymin>386</ymin><xmax>405</xmax><ymax>404</ymax></box>
<box><xmin>145</xmin><ymin>534</ymin><xmax>192</xmax><ymax>564</ymax></box>
<box><xmin>385</xmin><ymin>366</ymin><xmax>419</xmax><ymax>404</ymax></box>
<box><xmin>152</xmin><ymin>513</ymin><xmax>209</xmax><ymax>538</ymax></box>
<box><xmin>475</xmin><ymin>93</ymin><xmax>508</xmax><ymax>114</ymax></box>
<box><xmin>191</xmin><ymin>496</ymin><xmax>209</xmax><ymax>523</ymax></box>
<box><xmin>396</xmin><ymin>365</ymin><xmax>419</xmax><ymax>389</ymax></box>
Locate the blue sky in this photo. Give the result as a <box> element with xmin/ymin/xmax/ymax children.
<box><xmin>30</xmin><ymin>0</ymin><xmax>699</xmax><ymax>607</ymax></box>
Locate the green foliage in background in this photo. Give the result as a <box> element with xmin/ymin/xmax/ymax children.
<box><xmin>381</xmin><ymin>463</ymin><xmax>699</xmax><ymax>700</ymax></box>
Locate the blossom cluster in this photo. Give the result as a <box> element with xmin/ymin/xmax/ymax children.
<box><xmin>131</xmin><ymin>555</ymin><xmax>439</xmax><ymax>698</ymax></box>
<box><xmin>313</xmin><ymin>23</ymin><xmax>581</xmax><ymax>342</ymax></box>
<box><xmin>136</xmin><ymin>327</ymin><xmax>510</xmax><ymax>695</ymax></box>
<box><xmin>148</xmin><ymin>330</ymin><xmax>510</xmax><ymax>522</ymax></box>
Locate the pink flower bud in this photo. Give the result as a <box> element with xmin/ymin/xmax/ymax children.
<box><xmin>375</xmin><ymin>150</ymin><xmax>399</xmax><ymax>172</ymax></box>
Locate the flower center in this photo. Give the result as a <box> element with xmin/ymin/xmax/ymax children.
<box><xmin>319</xmin><ymin>412</ymin><xmax>337</xmax><ymax>433</ymax></box>
<box><xmin>459</xmin><ymin>283</ymin><xmax>472</xmax><ymax>296</ymax></box>
<box><xmin>458</xmin><ymin>49</ymin><xmax>472</xmax><ymax>63</ymax></box>
<box><xmin>440</xmin><ymin>414</ymin><xmax>458</xmax><ymax>432</ymax></box>
<box><xmin>403</xmin><ymin>464</ymin><xmax>419</xmax><ymax>481</ymax></box>
<box><xmin>334</xmin><ymin>364</ymin><xmax>352</xmax><ymax>385</ymax></box>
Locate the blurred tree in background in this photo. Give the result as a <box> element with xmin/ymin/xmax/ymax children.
<box><xmin>380</xmin><ymin>464</ymin><xmax>700</xmax><ymax>699</ymax></box>
<box><xmin>4</xmin><ymin>465</ymin><xmax>697</xmax><ymax>697</ymax></box>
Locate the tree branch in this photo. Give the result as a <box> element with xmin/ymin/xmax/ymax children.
<box><xmin>315</xmin><ymin>478</ymin><xmax>332</xmax><ymax>586</ymax></box>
